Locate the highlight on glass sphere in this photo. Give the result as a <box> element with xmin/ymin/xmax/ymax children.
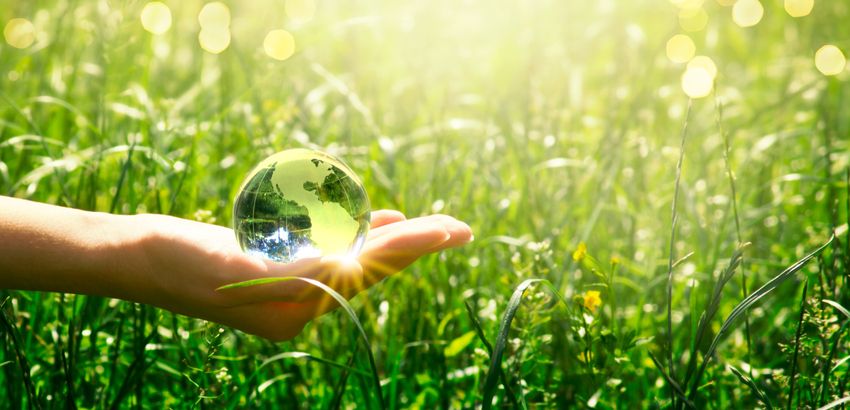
<box><xmin>232</xmin><ymin>148</ymin><xmax>371</xmax><ymax>263</ymax></box>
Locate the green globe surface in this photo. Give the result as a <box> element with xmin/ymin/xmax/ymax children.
<box><xmin>232</xmin><ymin>149</ymin><xmax>371</xmax><ymax>263</ymax></box>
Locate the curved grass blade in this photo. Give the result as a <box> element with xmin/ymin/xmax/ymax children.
<box><xmin>787</xmin><ymin>279</ymin><xmax>808</xmax><ymax>410</ymax></box>
<box><xmin>648</xmin><ymin>350</ymin><xmax>695</xmax><ymax>409</ymax></box>
<box><xmin>818</xmin><ymin>300</ymin><xmax>850</xmax><ymax>406</ymax></box>
<box><xmin>0</xmin><ymin>297</ymin><xmax>40</xmax><ymax>410</ymax></box>
<box><xmin>257</xmin><ymin>351</ymin><xmax>370</xmax><ymax>377</ymax></box>
<box><xmin>218</xmin><ymin>276</ymin><xmax>386</xmax><ymax>410</ymax></box>
<box><xmin>817</xmin><ymin>396</ymin><xmax>850</xmax><ymax>410</ymax></box>
<box><xmin>463</xmin><ymin>299</ymin><xmax>521</xmax><ymax>409</ymax></box>
<box><xmin>823</xmin><ymin>299</ymin><xmax>850</xmax><ymax>320</ymax></box>
<box><xmin>688</xmin><ymin>235</ymin><xmax>835</xmax><ymax>401</ymax></box>
<box><xmin>480</xmin><ymin>278</ymin><xmax>569</xmax><ymax>410</ymax></box>
<box><xmin>728</xmin><ymin>365</ymin><xmax>773</xmax><ymax>410</ymax></box>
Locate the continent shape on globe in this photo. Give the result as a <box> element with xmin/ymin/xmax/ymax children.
<box><xmin>233</xmin><ymin>149</ymin><xmax>370</xmax><ymax>263</ymax></box>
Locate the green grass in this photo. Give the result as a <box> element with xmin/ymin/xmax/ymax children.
<box><xmin>1</xmin><ymin>0</ymin><xmax>850</xmax><ymax>408</ymax></box>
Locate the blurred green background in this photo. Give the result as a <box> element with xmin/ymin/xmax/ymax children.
<box><xmin>1</xmin><ymin>0</ymin><xmax>849</xmax><ymax>408</ymax></box>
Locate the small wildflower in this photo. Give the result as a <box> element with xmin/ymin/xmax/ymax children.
<box><xmin>582</xmin><ymin>290</ymin><xmax>602</xmax><ymax>312</ymax></box>
<box><xmin>573</xmin><ymin>242</ymin><xmax>587</xmax><ymax>261</ymax></box>
<box><xmin>610</xmin><ymin>256</ymin><xmax>620</xmax><ymax>266</ymax></box>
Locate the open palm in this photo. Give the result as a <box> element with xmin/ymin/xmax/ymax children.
<box><xmin>132</xmin><ymin>210</ymin><xmax>473</xmax><ymax>341</ymax></box>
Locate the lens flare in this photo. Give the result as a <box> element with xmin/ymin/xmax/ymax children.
<box><xmin>681</xmin><ymin>66</ymin><xmax>713</xmax><ymax>98</ymax></box>
<box><xmin>140</xmin><ymin>2</ymin><xmax>172</xmax><ymax>35</ymax></box>
<box><xmin>286</xmin><ymin>0</ymin><xmax>317</xmax><ymax>22</ymax></box>
<box><xmin>264</xmin><ymin>30</ymin><xmax>296</xmax><ymax>61</ymax></box>
<box><xmin>198</xmin><ymin>2</ymin><xmax>231</xmax><ymax>29</ymax></box>
<box><xmin>733</xmin><ymin>0</ymin><xmax>764</xmax><ymax>27</ymax></box>
<box><xmin>815</xmin><ymin>45</ymin><xmax>846</xmax><ymax>76</ymax></box>
<box><xmin>667</xmin><ymin>34</ymin><xmax>696</xmax><ymax>64</ymax></box>
<box><xmin>4</xmin><ymin>18</ymin><xmax>35</xmax><ymax>49</ymax></box>
<box><xmin>199</xmin><ymin>27</ymin><xmax>231</xmax><ymax>54</ymax></box>
<box><xmin>687</xmin><ymin>55</ymin><xmax>717</xmax><ymax>79</ymax></box>
<box><xmin>784</xmin><ymin>0</ymin><xmax>814</xmax><ymax>17</ymax></box>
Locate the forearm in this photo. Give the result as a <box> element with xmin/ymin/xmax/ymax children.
<box><xmin>0</xmin><ymin>196</ymin><xmax>143</xmax><ymax>299</ymax></box>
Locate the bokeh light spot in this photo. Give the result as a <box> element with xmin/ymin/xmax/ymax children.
<box><xmin>670</xmin><ymin>0</ymin><xmax>705</xmax><ymax>8</ymax></box>
<box><xmin>264</xmin><ymin>30</ymin><xmax>296</xmax><ymax>61</ymax></box>
<box><xmin>286</xmin><ymin>0</ymin><xmax>317</xmax><ymax>22</ymax></box>
<box><xmin>666</xmin><ymin>34</ymin><xmax>696</xmax><ymax>64</ymax></box>
<box><xmin>199</xmin><ymin>27</ymin><xmax>231</xmax><ymax>54</ymax></box>
<box><xmin>687</xmin><ymin>55</ymin><xmax>717</xmax><ymax>79</ymax></box>
<box><xmin>733</xmin><ymin>0</ymin><xmax>764</xmax><ymax>27</ymax></box>
<box><xmin>140</xmin><ymin>2</ymin><xmax>172</xmax><ymax>35</ymax></box>
<box><xmin>679</xmin><ymin>7</ymin><xmax>708</xmax><ymax>32</ymax></box>
<box><xmin>716</xmin><ymin>0</ymin><xmax>736</xmax><ymax>6</ymax></box>
<box><xmin>785</xmin><ymin>0</ymin><xmax>814</xmax><ymax>17</ymax></box>
<box><xmin>815</xmin><ymin>45</ymin><xmax>846</xmax><ymax>76</ymax></box>
<box><xmin>4</xmin><ymin>18</ymin><xmax>35</xmax><ymax>49</ymax></box>
<box><xmin>198</xmin><ymin>2</ymin><xmax>231</xmax><ymax>29</ymax></box>
<box><xmin>681</xmin><ymin>66</ymin><xmax>714</xmax><ymax>98</ymax></box>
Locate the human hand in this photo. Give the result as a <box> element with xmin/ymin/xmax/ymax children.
<box><xmin>122</xmin><ymin>210</ymin><xmax>473</xmax><ymax>341</ymax></box>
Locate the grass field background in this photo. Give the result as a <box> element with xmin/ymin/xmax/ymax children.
<box><xmin>1</xmin><ymin>0</ymin><xmax>849</xmax><ymax>408</ymax></box>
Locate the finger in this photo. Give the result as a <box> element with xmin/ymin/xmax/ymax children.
<box><xmin>370</xmin><ymin>209</ymin><xmax>406</xmax><ymax>229</ymax></box>
<box><xmin>358</xmin><ymin>215</ymin><xmax>473</xmax><ymax>287</ymax></box>
<box><xmin>358</xmin><ymin>221</ymin><xmax>452</xmax><ymax>286</ymax></box>
<box><xmin>366</xmin><ymin>214</ymin><xmax>472</xmax><ymax>250</ymax></box>
<box><xmin>423</xmin><ymin>214</ymin><xmax>474</xmax><ymax>249</ymax></box>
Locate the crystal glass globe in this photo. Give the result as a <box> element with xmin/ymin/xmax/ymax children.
<box><xmin>233</xmin><ymin>149</ymin><xmax>371</xmax><ymax>263</ymax></box>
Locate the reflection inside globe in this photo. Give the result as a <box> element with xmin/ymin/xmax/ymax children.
<box><xmin>233</xmin><ymin>149</ymin><xmax>371</xmax><ymax>263</ymax></box>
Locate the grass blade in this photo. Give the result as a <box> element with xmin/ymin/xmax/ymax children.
<box><xmin>787</xmin><ymin>279</ymin><xmax>808</xmax><ymax>410</ymax></box>
<box><xmin>0</xmin><ymin>297</ymin><xmax>41</xmax><ymax>410</ymax></box>
<box><xmin>728</xmin><ymin>365</ymin><xmax>773</xmax><ymax>410</ymax></box>
<box><xmin>647</xmin><ymin>350</ymin><xmax>695</xmax><ymax>409</ymax></box>
<box><xmin>218</xmin><ymin>276</ymin><xmax>386</xmax><ymax>410</ymax></box>
<box><xmin>817</xmin><ymin>396</ymin><xmax>850</xmax><ymax>410</ymax></box>
<box><xmin>480</xmin><ymin>278</ymin><xmax>569</xmax><ymax>410</ymax></box>
<box><xmin>689</xmin><ymin>235</ymin><xmax>835</xmax><ymax>402</ymax></box>
<box><xmin>823</xmin><ymin>299</ymin><xmax>850</xmax><ymax>320</ymax></box>
<box><xmin>666</xmin><ymin>99</ymin><xmax>692</xmax><ymax>396</ymax></box>
<box><xmin>463</xmin><ymin>299</ymin><xmax>520</xmax><ymax>409</ymax></box>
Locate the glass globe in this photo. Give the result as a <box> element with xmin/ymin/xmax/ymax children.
<box><xmin>233</xmin><ymin>149</ymin><xmax>371</xmax><ymax>263</ymax></box>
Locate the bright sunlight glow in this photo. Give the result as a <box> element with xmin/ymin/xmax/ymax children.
<box><xmin>4</xmin><ymin>18</ymin><xmax>35</xmax><ymax>49</ymax></box>
<box><xmin>140</xmin><ymin>2</ymin><xmax>172</xmax><ymax>35</ymax></box>
<box><xmin>785</xmin><ymin>0</ymin><xmax>814</xmax><ymax>17</ymax></box>
<box><xmin>732</xmin><ymin>0</ymin><xmax>764</xmax><ymax>28</ymax></box>
<box><xmin>681</xmin><ymin>66</ymin><xmax>714</xmax><ymax>98</ymax></box>
<box><xmin>815</xmin><ymin>45</ymin><xmax>846</xmax><ymax>76</ymax></box>
<box><xmin>264</xmin><ymin>30</ymin><xmax>296</xmax><ymax>61</ymax></box>
<box><xmin>667</xmin><ymin>34</ymin><xmax>696</xmax><ymax>64</ymax></box>
<box><xmin>286</xmin><ymin>0</ymin><xmax>317</xmax><ymax>22</ymax></box>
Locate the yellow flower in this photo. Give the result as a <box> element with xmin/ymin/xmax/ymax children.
<box><xmin>582</xmin><ymin>290</ymin><xmax>602</xmax><ymax>312</ymax></box>
<box><xmin>573</xmin><ymin>242</ymin><xmax>587</xmax><ymax>262</ymax></box>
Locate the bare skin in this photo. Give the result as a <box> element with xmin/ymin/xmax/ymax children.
<box><xmin>0</xmin><ymin>196</ymin><xmax>473</xmax><ymax>341</ymax></box>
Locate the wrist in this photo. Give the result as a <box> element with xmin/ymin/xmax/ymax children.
<box><xmin>82</xmin><ymin>212</ymin><xmax>155</xmax><ymax>302</ymax></box>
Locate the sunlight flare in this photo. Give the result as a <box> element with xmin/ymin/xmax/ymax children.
<box><xmin>4</xmin><ymin>18</ymin><xmax>35</xmax><ymax>49</ymax></box>
<box><xmin>198</xmin><ymin>2</ymin><xmax>231</xmax><ymax>29</ymax></box>
<box><xmin>681</xmin><ymin>66</ymin><xmax>714</xmax><ymax>98</ymax></box>
<box><xmin>199</xmin><ymin>27</ymin><xmax>231</xmax><ymax>54</ymax></box>
<box><xmin>732</xmin><ymin>0</ymin><xmax>764</xmax><ymax>27</ymax></box>
<box><xmin>140</xmin><ymin>2</ymin><xmax>172</xmax><ymax>35</ymax></box>
<box><xmin>679</xmin><ymin>7</ymin><xmax>708</xmax><ymax>32</ymax></box>
<box><xmin>687</xmin><ymin>55</ymin><xmax>717</xmax><ymax>79</ymax></box>
<box><xmin>286</xmin><ymin>0</ymin><xmax>317</xmax><ymax>22</ymax></box>
<box><xmin>815</xmin><ymin>45</ymin><xmax>846</xmax><ymax>76</ymax></box>
<box><xmin>666</xmin><ymin>34</ymin><xmax>696</xmax><ymax>64</ymax></box>
<box><xmin>264</xmin><ymin>30</ymin><xmax>296</xmax><ymax>61</ymax></box>
<box><xmin>784</xmin><ymin>0</ymin><xmax>814</xmax><ymax>17</ymax></box>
